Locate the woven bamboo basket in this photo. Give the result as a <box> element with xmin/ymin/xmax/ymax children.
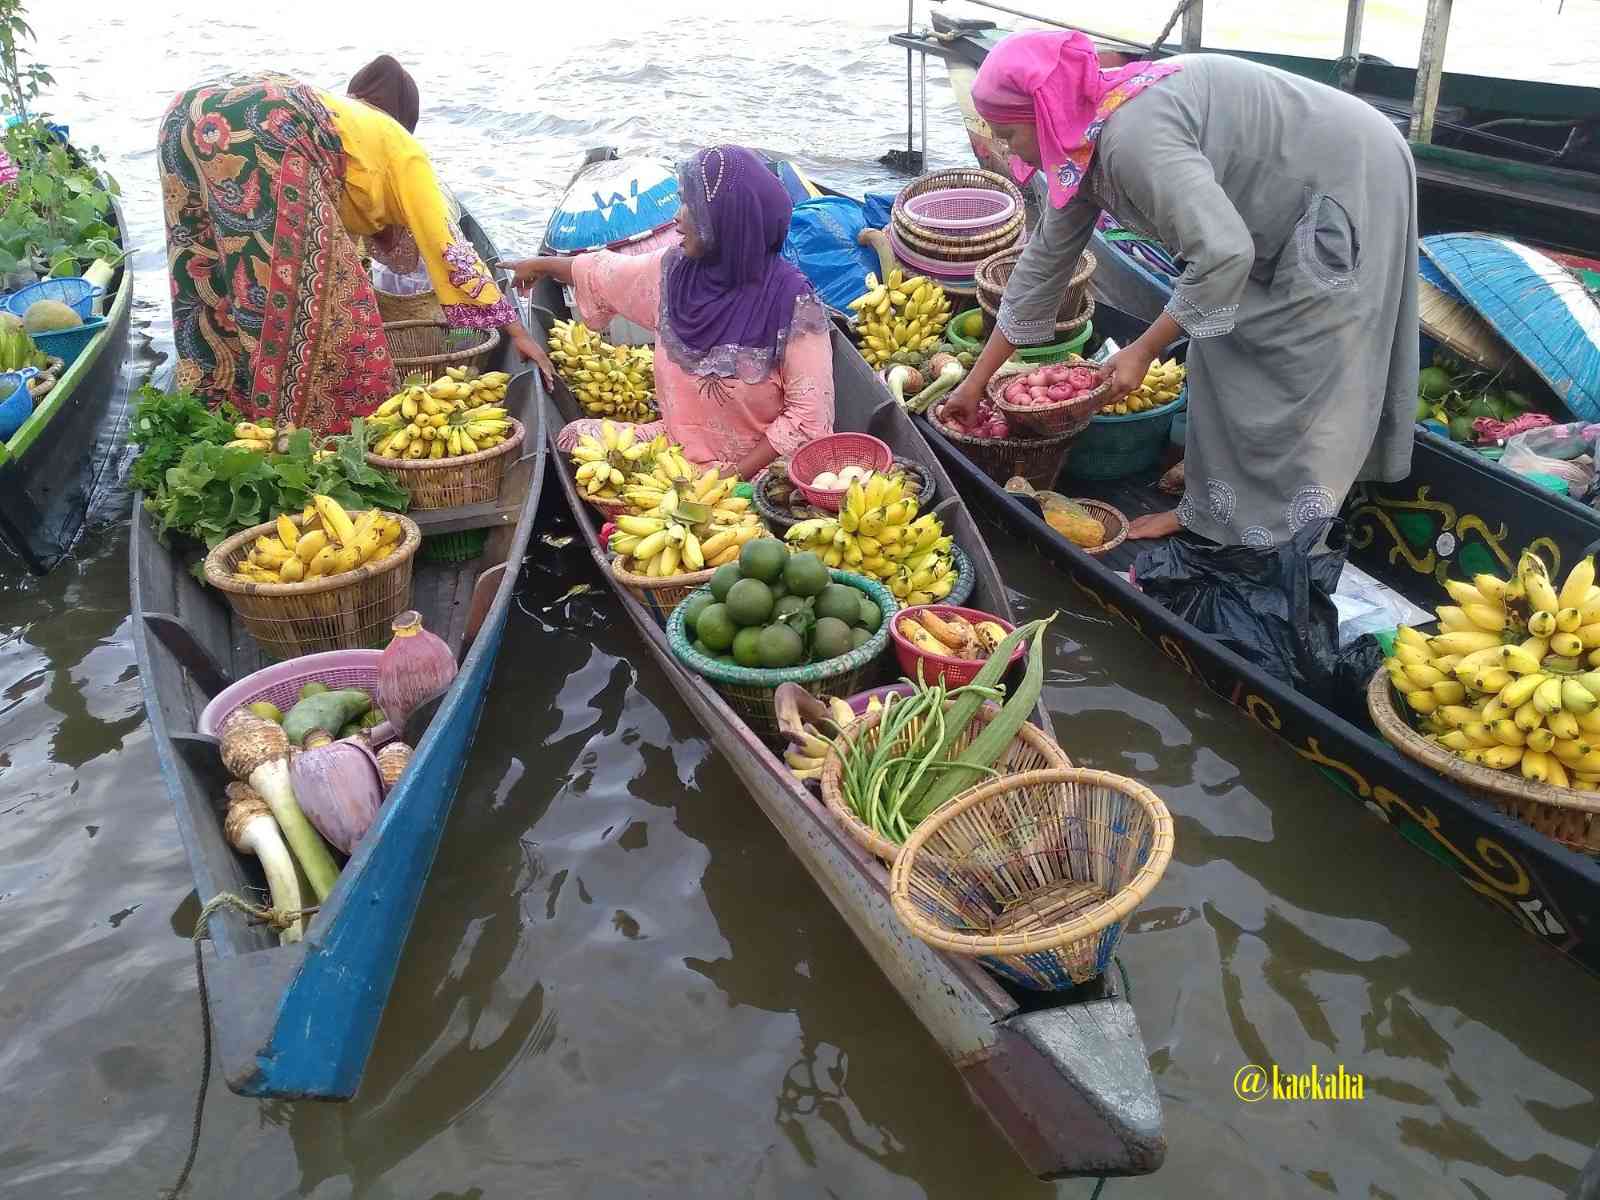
<box><xmin>977</xmin><ymin>249</ymin><xmax>1097</xmax><ymax>332</ymax></box>
<box><xmin>375</xmin><ymin>286</ymin><xmax>444</xmax><ymax>325</ymax></box>
<box><xmin>891</xmin><ymin>207</ymin><xmax>1025</xmax><ymax>262</ymax></box>
<box><xmin>612</xmin><ymin>555</ymin><xmax>716</xmax><ymax>624</ymax></box>
<box><xmin>888</xmin><ymin>767</ymin><xmax>1173</xmax><ymax>989</ymax></box>
<box><xmin>666</xmin><ymin>571</ymin><xmax>897</xmax><ymax>736</ymax></box>
<box><xmin>1367</xmin><ymin>671</ymin><xmax>1600</xmax><ymax>854</ymax></box>
<box><xmin>366</xmin><ymin>418</ymin><xmax>524</xmax><ymax>510</ymax></box>
<box><xmin>895</xmin><ymin>168</ymin><xmax>1024</xmax><ymax>230</ymax></box>
<box><xmin>821</xmin><ymin>701</ymin><xmax>1073</xmax><ymax>862</ymax></box>
<box><xmin>1037</xmin><ymin>496</ymin><xmax>1127</xmax><ymax>556</ymax></box>
<box><xmin>929</xmin><ymin>410</ymin><xmax>1076</xmax><ymax>491</ymax></box>
<box><xmin>385</xmin><ymin>320</ymin><xmax>501</xmax><ymax>378</ymax></box>
<box><xmin>988</xmin><ymin>361</ymin><xmax>1107</xmax><ymax>439</ymax></box>
<box><xmin>203</xmin><ymin>513</ymin><xmax>421</xmax><ymax>660</ymax></box>
<box><xmin>755</xmin><ymin>456</ymin><xmax>933</xmax><ymax>534</ymax></box>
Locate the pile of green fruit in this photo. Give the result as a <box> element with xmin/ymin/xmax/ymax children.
<box><xmin>1416</xmin><ymin>350</ymin><xmax>1540</xmax><ymax>444</ymax></box>
<box><xmin>680</xmin><ymin>537</ymin><xmax>884</xmax><ymax>670</ymax></box>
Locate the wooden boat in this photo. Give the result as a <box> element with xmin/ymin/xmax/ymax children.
<box><xmin>891</xmin><ymin>9</ymin><xmax>1600</xmax><ymax>257</ymax></box>
<box><xmin>526</xmin><ymin>274</ymin><xmax>1167</xmax><ymax>1180</ymax></box>
<box><xmin>918</xmin><ymin>297</ymin><xmax>1600</xmax><ymax>979</ymax></box>
<box><xmin>131</xmin><ymin>211</ymin><xmax>547</xmax><ymax>1100</ymax></box>
<box><xmin>0</xmin><ymin>195</ymin><xmax>134</xmax><ymax>573</ymax></box>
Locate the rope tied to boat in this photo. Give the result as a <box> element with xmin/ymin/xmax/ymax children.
<box><xmin>161</xmin><ymin>893</ymin><xmax>317</xmax><ymax>1199</ymax></box>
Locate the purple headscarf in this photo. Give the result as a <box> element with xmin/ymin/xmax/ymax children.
<box><xmin>661</xmin><ymin>145</ymin><xmax>821</xmax><ymax>382</ymax></box>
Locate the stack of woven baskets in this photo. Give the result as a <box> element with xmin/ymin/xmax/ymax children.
<box><xmin>887</xmin><ymin>169</ymin><xmax>1025</xmax><ymax>292</ymax></box>
<box><xmin>975</xmin><ymin>247</ymin><xmax>1096</xmax><ymax>343</ymax></box>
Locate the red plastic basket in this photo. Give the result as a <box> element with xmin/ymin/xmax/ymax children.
<box><xmin>891</xmin><ymin>605</ymin><xmax>1023</xmax><ymax>688</ymax></box>
<box><xmin>790</xmin><ymin>433</ymin><xmax>894</xmax><ymax>511</ymax></box>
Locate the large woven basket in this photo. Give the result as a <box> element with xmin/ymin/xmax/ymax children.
<box><xmin>976</xmin><ymin>249</ymin><xmax>1097</xmax><ymax>332</ymax></box>
<box><xmin>375</xmin><ymin>286</ymin><xmax>444</xmax><ymax>325</ymax></box>
<box><xmin>889</xmin><ymin>768</ymin><xmax>1174</xmax><ymax>989</ymax></box>
<box><xmin>891</xmin><ymin>206</ymin><xmax>1025</xmax><ymax>263</ymax></box>
<box><xmin>929</xmin><ymin>410</ymin><xmax>1076</xmax><ymax>491</ymax></box>
<box><xmin>613</xmin><ymin>555</ymin><xmax>716</xmax><ymax>624</ymax></box>
<box><xmin>385</xmin><ymin>319</ymin><xmax>501</xmax><ymax>378</ymax></box>
<box><xmin>821</xmin><ymin>701</ymin><xmax>1072</xmax><ymax>862</ymax></box>
<box><xmin>755</xmin><ymin>456</ymin><xmax>933</xmax><ymax>534</ymax></box>
<box><xmin>893</xmin><ymin>169</ymin><xmax>1025</xmax><ymax>256</ymax></box>
<box><xmin>665</xmin><ymin>571</ymin><xmax>897</xmax><ymax>736</ymax></box>
<box><xmin>988</xmin><ymin>362</ymin><xmax>1107</xmax><ymax>439</ymax></box>
<box><xmin>367</xmin><ymin>417</ymin><xmax>524</xmax><ymax>510</ymax></box>
<box><xmin>1367</xmin><ymin>672</ymin><xmax>1600</xmax><ymax>854</ymax></box>
<box><xmin>203</xmin><ymin>513</ymin><xmax>421</xmax><ymax>660</ymax></box>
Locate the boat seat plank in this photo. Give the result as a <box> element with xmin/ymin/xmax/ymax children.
<box><xmin>144</xmin><ymin>612</ymin><xmax>233</xmax><ymax>699</ymax></box>
<box><xmin>406</xmin><ymin>500</ymin><xmax>522</xmax><ymax>536</ymax></box>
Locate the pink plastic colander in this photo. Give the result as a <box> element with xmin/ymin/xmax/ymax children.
<box><xmin>198</xmin><ymin>650</ymin><xmax>394</xmax><ymax>742</ymax></box>
<box><xmin>902</xmin><ymin>187</ymin><xmax>1017</xmax><ymax>233</ymax></box>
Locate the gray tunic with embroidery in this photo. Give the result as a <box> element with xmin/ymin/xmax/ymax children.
<box><xmin>998</xmin><ymin>54</ymin><xmax>1418</xmax><ymax>547</ymax></box>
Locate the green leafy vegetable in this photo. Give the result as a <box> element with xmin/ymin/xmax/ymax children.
<box><xmin>128</xmin><ymin>384</ymin><xmax>239</xmax><ymax>494</ymax></box>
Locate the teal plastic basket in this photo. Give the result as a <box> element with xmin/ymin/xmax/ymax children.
<box><xmin>666</xmin><ymin>570</ymin><xmax>898</xmax><ymax>736</ymax></box>
<box><xmin>31</xmin><ymin>316</ymin><xmax>107</xmax><ymax>367</ymax></box>
<box><xmin>1066</xmin><ymin>393</ymin><xmax>1186</xmax><ymax>481</ymax></box>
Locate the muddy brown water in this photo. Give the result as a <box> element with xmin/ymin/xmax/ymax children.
<box><xmin>4</xmin><ymin>2</ymin><xmax>1598</xmax><ymax>1196</ymax></box>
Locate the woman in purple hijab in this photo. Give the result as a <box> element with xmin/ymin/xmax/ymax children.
<box><xmin>509</xmin><ymin>145</ymin><xmax>835</xmax><ymax>479</ymax></box>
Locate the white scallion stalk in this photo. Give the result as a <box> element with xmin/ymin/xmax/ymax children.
<box><xmin>220</xmin><ymin>713</ymin><xmax>340</xmax><ymax>902</ymax></box>
<box><xmin>224</xmin><ymin>782</ymin><xmax>305</xmax><ymax>943</ymax></box>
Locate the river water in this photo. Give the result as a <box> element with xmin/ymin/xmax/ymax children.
<box><xmin>4</xmin><ymin>1</ymin><xmax>1598</xmax><ymax>1196</ymax></box>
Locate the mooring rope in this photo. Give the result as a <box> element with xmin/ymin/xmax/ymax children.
<box><xmin>161</xmin><ymin>893</ymin><xmax>313</xmax><ymax>1200</ymax></box>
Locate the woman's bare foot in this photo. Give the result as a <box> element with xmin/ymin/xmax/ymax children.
<box><xmin>1126</xmin><ymin>509</ymin><xmax>1182</xmax><ymax>540</ymax></box>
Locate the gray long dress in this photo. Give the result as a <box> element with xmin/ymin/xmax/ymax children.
<box><xmin>999</xmin><ymin>54</ymin><xmax>1418</xmax><ymax>547</ymax></box>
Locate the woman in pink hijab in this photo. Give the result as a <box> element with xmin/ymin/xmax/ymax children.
<box><xmin>943</xmin><ymin>32</ymin><xmax>1418</xmax><ymax>548</ymax></box>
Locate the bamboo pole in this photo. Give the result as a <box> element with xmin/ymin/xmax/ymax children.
<box><xmin>1181</xmin><ymin>1</ymin><xmax>1204</xmax><ymax>52</ymax></box>
<box><xmin>1340</xmin><ymin>0</ymin><xmax>1366</xmax><ymax>90</ymax></box>
<box><xmin>1409</xmin><ymin>0</ymin><xmax>1453</xmax><ymax>145</ymax></box>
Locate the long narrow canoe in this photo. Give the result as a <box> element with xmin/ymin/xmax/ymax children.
<box><xmin>919</xmin><ymin>298</ymin><xmax>1600</xmax><ymax>979</ymax></box>
<box><xmin>528</xmin><ymin>276</ymin><xmax>1167</xmax><ymax>1180</ymax></box>
<box><xmin>0</xmin><ymin>195</ymin><xmax>134</xmax><ymax>573</ymax></box>
<box><xmin>131</xmin><ymin>213</ymin><xmax>548</xmax><ymax>1100</ymax></box>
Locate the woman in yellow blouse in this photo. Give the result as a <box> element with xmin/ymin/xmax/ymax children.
<box><xmin>157</xmin><ymin>58</ymin><xmax>550</xmax><ymax>432</ymax></box>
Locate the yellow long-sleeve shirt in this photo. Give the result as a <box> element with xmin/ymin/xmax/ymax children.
<box><xmin>320</xmin><ymin>92</ymin><xmax>514</xmax><ymax>329</ymax></box>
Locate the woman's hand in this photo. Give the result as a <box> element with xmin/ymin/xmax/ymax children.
<box><xmin>511</xmin><ymin>329</ymin><xmax>555</xmax><ymax>386</ymax></box>
<box><xmin>939</xmin><ymin>375</ymin><xmax>985</xmax><ymax>429</ymax></box>
<box><xmin>1101</xmin><ymin>344</ymin><xmax>1156</xmax><ymax>406</ymax></box>
<box><xmin>506</xmin><ymin>259</ymin><xmax>542</xmax><ymax>292</ymax></box>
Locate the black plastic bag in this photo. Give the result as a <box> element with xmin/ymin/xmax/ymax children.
<box><xmin>1132</xmin><ymin>519</ymin><xmax>1384</xmax><ymax>718</ymax></box>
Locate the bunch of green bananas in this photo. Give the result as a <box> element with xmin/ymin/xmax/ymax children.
<box><xmin>548</xmin><ymin>319</ymin><xmax>658</xmax><ymax>422</ymax></box>
<box><xmin>1392</xmin><ymin>550</ymin><xmax>1600</xmax><ymax>789</ymax></box>
<box><xmin>784</xmin><ymin>474</ymin><xmax>955</xmax><ymax>606</ymax></box>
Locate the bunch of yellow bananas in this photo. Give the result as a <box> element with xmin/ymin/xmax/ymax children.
<box><xmin>569</xmin><ymin>421</ymin><xmax>681</xmax><ymax>502</ymax></box>
<box><xmin>226</xmin><ymin>420</ymin><xmax>281</xmax><ymax>452</ymax></box>
<box><xmin>850</xmin><ymin>268</ymin><xmax>952</xmax><ymax>369</ymax></box>
<box><xmin>1391</xmin><ymin>551</ymin><xmax>1600</xmax><ymax>789</ymax></box>
<box><xmin>548</xmin><ymin>319</ymin><xmax>658</xmax><ymax>421</ymax></box>
<box><xmin>1102</xmin><ymin>358</ymin><xmax>1186</xmax><ymax>415</ymax></box>
<box><xmin>783</xmin><ymin>473</ymin><xmax>955</xmax><ymax>605</ymax></box>
<box><xmin>231</xmin><ymin>495</ymin><xmax>404</xmax><ymax>584</ymax></box>
<box><xmin>607</xmin><ymin>464</ymin><xmax>763</xmax><ymax>575</ymax></box>
<box><xmin>368</xmin><ymin>371</ymin><xmax>514</xmax><ymax>460</ymax></box>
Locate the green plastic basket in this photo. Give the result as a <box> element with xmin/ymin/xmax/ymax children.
<box><xmin>1066</xmin><ymin>393</ymin><xmax>1187</xmax><ymax>481</ymax></box>
<box><xmin>666</xmin><ymin>571</ymin><xmax>898</xmax><ymax>736</ymax></box>
<box><xmin>419</xmin><ymin>529</ymin><xmax>488</xmax><ymax>563</ymax></box>
<box><xmin>945</xmin><ymin>307</ymin><xmax>1093</xmax><ymax>364</ymax></box>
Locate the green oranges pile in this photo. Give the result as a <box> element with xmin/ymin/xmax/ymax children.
<box><xmin>679</xmin><ymin>538</ymin><xmax>883</xmax><ymax>670</ymax></box>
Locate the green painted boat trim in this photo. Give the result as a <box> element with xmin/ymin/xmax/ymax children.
<box><xmin>0</xmin><ymin>267</ymin><xmax>133</xmax><ymax>465</ymax></box>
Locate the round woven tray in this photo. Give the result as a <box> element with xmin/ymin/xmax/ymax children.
<box><xmin>385</xmin><ymin>320</ymin><xmax>501</xmax><ymax>377</ymax></box>
<box><xmin>665</xmin><ymin>571</ymin><xmax>898</xmax><ymax>736</ymax></box>
<box><xmin>1367</xmin><ymin>671</ymin><xmax>1600</xmax><ymax>854</ymax></box>
<box><xmin>1035</xmin><ymin>495</ymin><xmax>1128</xmax><ymax>556</ymax></box>
<box><xmin>203</xmin><ymin>512</ymin><xmax>422</xmax><ymax>661</ymax></box>
<box><xmin>977</xmin><ymin>249</ymin><xmax>1097</xmax><ymax>330</ymax></box>
<box><xmin>612</xmin><ymin>555</ymin><xmax>716</xmax><ymax>624</ymax></box>
<box><xmin>366</xmin><ymin>417</ymin><xmax>524</xmax><ymax>510</ymax></box>
<box><xmin>754</xmin><ymin>457</ymin><xmax>934</xmax><ymax>534</ymax></box>
<box><xmin>929</xmin><ymin>409</ymin><xmax>1076</xmax><ymax>491</ymax></box>
<box><xmin>821</xmin><ymin>700</ymin><xmax>1073</xmax><ymax>862</ymax></box>
<box><xmin>888</xmin><ymin>767</ymin><xmax>1173</xmax><ymax>989</ymax></box>
<box><xmin>988</xmin><ymin>362</ymin><xmax>1107</xmax><ymax>439</ymax></box>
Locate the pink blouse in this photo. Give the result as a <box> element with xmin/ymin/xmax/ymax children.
<box><xmin>572</xmin><ymin>249</ymin><xmax>835</xmax><ymax>466</ymax></box>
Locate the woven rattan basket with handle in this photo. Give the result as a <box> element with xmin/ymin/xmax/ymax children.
<box><xmin>977</xmin><ymin>248</ymin><xmax>1097</xmax><ymax>331</ymax></box>
<box><xmin>203</xmin><ymin>512</ymin><xmax>421</xmax><ymax>660</ymax></box>
<box><xmin>889</xmin><ymin>767</ymin><xmax>1174</xmax><ymax>989</ymax></box>
<box><xmin>821</xmin><ymin>700</ymin><xmax>1073</xmax><ymax>862</ymax></box>
<box><xmin>988</xmin><ymin>361</ymin><xmax>1107</xmax><ymax>439</ymax></box>
<box><xmin>367</xmin><ymin>417</ymin><xmax>525</xmax><ymax>510</ymax></box>
<box><xmin>385</xmin><ymin>320</ymin><xmax>501</xmax><ymax>378</ymax></box>
<box><xmin>1367</xmin><ymin>671</ymin><xmax>1600</xmax><ymax>854</ymax></box>
<box><xmin>612</xmin><ymin>555</ymin><xmax>716</xmax><ymax>625</ymax></box>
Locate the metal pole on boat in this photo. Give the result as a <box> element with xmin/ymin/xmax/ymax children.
<box><xmin>939</xmin><ymin>0</ymin><xmax>1153</xmax><ymax>52</ymax></box>
<box><xmin>906</xmin><ymin>0</ymin><xmax>916</xmax><ymax>164</ymax></box>
<box><xmin>1181</xmin><ymin>0</ymin><xmax>1203</xmax><ymax>52</ymax></box>
<box><xmin>920</xmin><ymin>40</ymin><xmax>929</xmax><ymax>169</ymax></box>
<box><xmin>1410</xmin><ymin>0</ymin><xmax>1453</xmax><ymax>144</ymax></box>
<box><xmin>1339</xmin><ymin>0</ymin><xmax>1366</xmax><ymax>90</ymax></box>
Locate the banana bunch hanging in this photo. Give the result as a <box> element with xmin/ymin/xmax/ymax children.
<box><xmin>1390</xmin><ymin>550</ymin><xmax>1600</xmax><ymax>789</ymax></box>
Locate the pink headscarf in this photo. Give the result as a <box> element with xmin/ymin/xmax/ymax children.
<box><xmin>972</xmin><ymin>31</ymin><xmax>1182</xmax><ymax>208</ymax></box>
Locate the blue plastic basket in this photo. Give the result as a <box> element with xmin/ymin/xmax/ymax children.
<box><xmin>0</xmin><ymin>367</ymin><xmax>38</xmax><ymax>441</ymax></box>
<box><xmin>30</xmin><ymin>317</ymin><xmax>107</xmax><ymax>367</ymax></box>
<box><xmin>6</xmin><ymin>277</ymin><xmax>103</xmax><ymax>321</ymax></box>
<box><xmin>1065</xmin><ymin>392</ymin><xmax>1187</xmax><ymax>481</ymax></box>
